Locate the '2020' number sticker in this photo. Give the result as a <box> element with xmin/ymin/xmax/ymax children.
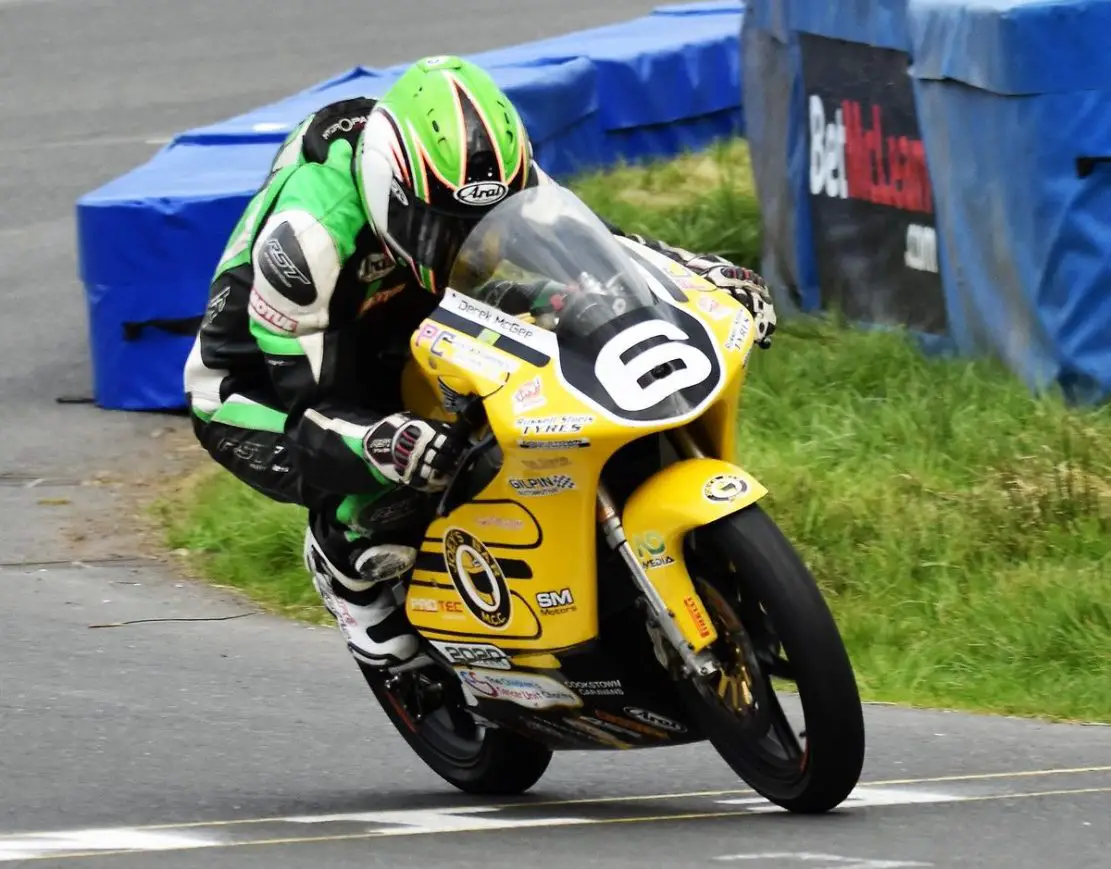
<box><xmin>594</xmin><ymin>320</ymin><xmax>713</xmax><ymax>413</ymax></box>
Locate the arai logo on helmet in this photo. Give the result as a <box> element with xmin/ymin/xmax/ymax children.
<box><xmin>454</xmin><ymin>181</ymin><xmax>509</xmax><ymax>207</ymax></box>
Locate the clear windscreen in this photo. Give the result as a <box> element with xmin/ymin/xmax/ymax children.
<box><xmin>447</xmin><ymin>185</ymin><xmax>660</xmax><ymax>337</ymax></box>
<box><xmin>447</xmin><ymin>185</ymin><xmax>726</xmax><ymax>425</ymax></box>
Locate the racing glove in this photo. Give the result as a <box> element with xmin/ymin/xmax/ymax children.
<box><xmin>479</xmin><ymin>278</ymin><xmax>569</xmax><ymax>316</ymax></box>
<box><xmin>362</xmin><ymin>413</ymin><xmax>467</xmax><ymax>493</ymax></box>
<box><xmin>626</xmin><ymin>235</ymin><xmax>778</xmax><ymax>349</ymax></box>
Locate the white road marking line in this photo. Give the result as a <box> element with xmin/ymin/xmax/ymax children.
<box><xmin>3</xmin><ymin>764</ymin><xmax>1098</xmax><ymax>836</ymax></box>
<box><xmin>0</xmin><ymin>829</ymin><xmax>215</xmax><ymax>862</ymax></box>
<box><xmin>281</xmin><ymin>805</ymin><xmax>498</xmax><ymax>824</ymax></box>
<box><xmin>873</xmin><ymin>764</ymin><xmax>1111</xmax><ymax>786</ymax></box>
<box><xmin>0</xmin><ymin>808</ymin><xmax>590</xmax><ymax>862</ymax></box>
<box><xmin>2</xmin><ymin>779</ymin><xmax>1108</xmax><ymax>862</ymax></box>
<box><xmin>480</xmin><ymin>764</ymin><xmax>1111</xmax><ymax>812</ymax></box>
<box><xmin>366</xmin><ymin>813</ymin><xmax>589</xmax><ymax>837</ymax></box>
<box><xmin>715</xmin><ymin>786</ymin><xmax>965</xmax><ymax>812</ymax></box>
<box><xmin>716</xmin><ymin>854</ymin><xmax>932</xmax><ymax>868</ymax></box>
<box><xmin>283</xmin><ymin>806</ymin><xmax>590</xmax><ymax>835</ymax></box>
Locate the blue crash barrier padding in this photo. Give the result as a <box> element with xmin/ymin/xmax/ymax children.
<box><xmin>909</xmin><ymin>0</ymin><xmax>1111</xmax><ymax>402</ymax></box>
<box><xmin>743</xmin><ymin>0</ymin><xmax>1111</xmax><ymax>404</ymax></box>
<box><xmin>78</xmin><ymin>143</ymin><xmax>284</xmax><ymax>412</ymax></box>
<box><xmin>76</xmin><ymin>2</ymin><xmax>745</xmax><ymax>411</ymax></box>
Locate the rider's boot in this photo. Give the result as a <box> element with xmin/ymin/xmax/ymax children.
<box><xmin>303</xmin><ymin>517</ymin><xmax>420</xmax><ymax>668</ymax></box>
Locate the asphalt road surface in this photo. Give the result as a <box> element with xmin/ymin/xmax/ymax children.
<box><xmin>1</xmin><ymin>1</ymin><xmax>1109</xmax><ymax>868</ymax></box>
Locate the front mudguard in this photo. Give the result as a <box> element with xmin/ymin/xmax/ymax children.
<box><xmin>621</xmin><ymin>458</ymin><xmax>768</xmax><ymax>653</ymax></box>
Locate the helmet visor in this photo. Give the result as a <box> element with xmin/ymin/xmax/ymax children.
<box><xmin>385</xmin><ymin>165</ymin><xmax>539</xmax><ymax>291</ymax></box>
<box><xmin>387</xmin><ymin>194</ymin><xmax>482</xmax><ymax>291</ymax></box>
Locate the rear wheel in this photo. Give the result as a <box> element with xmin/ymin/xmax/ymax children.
<box><xmin>361</xmin><ymin>663</ymin><xmax>553</xmax><ymax>795</ymax></box>
<box><xmin>679</xmin><ymin>505</ymin><xmax>865</xmax><ymax>813</ymax></box>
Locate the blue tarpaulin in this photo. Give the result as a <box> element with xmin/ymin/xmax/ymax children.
<box><xmin>909</xmin><ymin>0</ymin><xmax>1111</xmax><ymax>402</ymax></box>
<box><xmin>743</xmin><ymin>0</ymin><xmax>1111</xmax><ymax>403</ymax></box>
<box><xmin>77</xmin><ymin>2</ymin><xmax>746</xmax><ymax>410</ymax></box>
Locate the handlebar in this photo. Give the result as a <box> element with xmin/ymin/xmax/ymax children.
<box><xmin>434</xmin><ymin>394</ymin><xmax>496</xmax><ymax>518</ymax></box>
<box><xmin>446</xmin><ymin>393</ymin><xmax>487</xmax><ymax>442</ymax></box>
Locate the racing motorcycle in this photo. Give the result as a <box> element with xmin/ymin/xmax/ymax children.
<box><xmin>362</xmin><ymin>185</ymin><xmax>866</xmax><ymax>814</ymax></box>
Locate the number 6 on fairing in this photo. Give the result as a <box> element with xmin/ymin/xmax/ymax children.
<box><xmin>594</xmin><ymin>321</ymin><xmax>713</xmax><ymax>412</ymax></box>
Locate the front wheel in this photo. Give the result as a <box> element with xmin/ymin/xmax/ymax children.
<box><xmin>361</xmin><ymin>664</ymin><xmax>553</xmax><ymax>795</ymax></box>
<box><xmin>679</xmin><ymin>505</ymin><xmax>865</xmax><ymax>813</ymax></box>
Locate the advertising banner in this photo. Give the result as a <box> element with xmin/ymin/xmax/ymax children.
<box><xmin>800</xmin><ymin>33</ymin><xmax>947</xmax><ymax>335</ymax></box>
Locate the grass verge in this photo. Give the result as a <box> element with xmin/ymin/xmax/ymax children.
<box><xmin>158</xmin><ymin>139</ymin><xmax>1111</xmax><ymax>723</ymax></box>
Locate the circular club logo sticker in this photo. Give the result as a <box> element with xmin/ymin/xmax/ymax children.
<box><xmin>443</xmin><ymin>527</ymin><xmax>511</xmax><ymax>629</ymax></box>
<box><xmin>703</xmin><ymin>474</ymin><xmax>749</xmax><ymax>503</ymax></box>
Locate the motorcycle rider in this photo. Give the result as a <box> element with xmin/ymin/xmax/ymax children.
<box><xmin>184</xmin><ymin>55</ymin><xmax>778</xmax><ymax>669</ymax></box>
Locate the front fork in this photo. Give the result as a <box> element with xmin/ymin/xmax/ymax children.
<box><xmin>596</xmin><ymin>429</ymin><xmax>721</xmax><ymax>680</ymax></box>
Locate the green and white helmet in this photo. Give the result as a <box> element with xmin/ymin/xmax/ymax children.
<box><xmin>356</xmin><ymin>56</ymin><xmax>537</xmax><ymax>292</ymax></box>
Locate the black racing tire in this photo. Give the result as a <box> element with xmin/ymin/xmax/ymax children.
<box><xmin>679</xmin><ymin>504</ymin><xmax>865</xmax><ymax>813</ymax></box>
<box><xmin>362</xmin><ymin>665</ymin><xmax>553</xmax><ymax>796</ymax></box>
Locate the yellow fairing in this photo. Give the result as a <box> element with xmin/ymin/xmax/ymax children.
<box><xmin>402</xmin><ymin>316</ymin><xmax>613</xmax><ymax>652</ymax></box>
<box><xmin>622</xmin><ymin>458</ymin><xmax>768</xmax><ymax>653</ymax></box>
<box><xmin>399</xmin><ymin>274</ymin><xmax>762</xmax><ymax>656</ymax></box>
<box><xmin>640</xmin><ymin>251</ymin><xmax>756</xmax><ymax>462</ymax></box>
